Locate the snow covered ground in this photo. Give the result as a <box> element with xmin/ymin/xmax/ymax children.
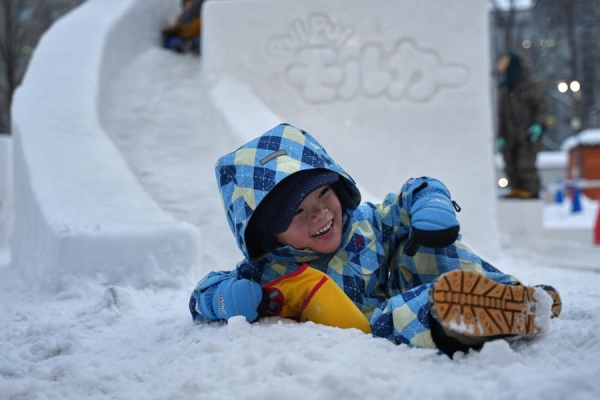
<box><xmin>2</xmin><ymin>1</ymin><xmax>600</xmax><ymax>399</ymax></box>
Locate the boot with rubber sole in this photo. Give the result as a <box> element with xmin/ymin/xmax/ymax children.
<box><xmin>429</xmin><ymin>270</ymin><xmax>561</xmax><ymax>339</ymax></box>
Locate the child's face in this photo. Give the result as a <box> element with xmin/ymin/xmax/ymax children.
<box><xmin>275</xmin><ymin>185</ymin><xmax>343</xmax><ymax>254</ymax></box>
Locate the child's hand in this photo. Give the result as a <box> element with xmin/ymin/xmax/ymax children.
<box><xmin>405</xmin><ymin>194</ymin><xmax>460</xmax><ymax>256</ymax></box>
<box><xmin>213</xmin><ymin>279</ymin><xmax>265</xmax><ymax>323</ymax></box>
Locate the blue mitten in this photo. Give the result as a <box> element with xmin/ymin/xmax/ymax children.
<box><xmin>213</xmin><ymin>279</ymin><xmax>265</xmax><ymax>323</ymax></box>
<box><xmin>405</xmin><ymin>190</ymin><xmax>460</xmax><ymax>257</ymax></box>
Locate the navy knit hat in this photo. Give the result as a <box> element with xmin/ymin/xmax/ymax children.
<box><xmin>255</xmin><ymin>170</ymin><xmax>340</xmax><ymax>235</ymax></box>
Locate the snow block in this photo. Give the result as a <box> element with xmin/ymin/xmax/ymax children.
<box><xmin>210</xmin><ymin>75</ymin><xmax>284</xmax><ymax>143</ymax></box>
<box><xmin>0</xmin><ymin>135</ymin><xmax>12</xmax><ymax>248</ymax></box>
<box><xmin>202</xmin><ymin>0</ymin><xmax>499</xmax><ymax>255</ymax></box>
<box><xmin>10</xmin><ymin>0</ymin><xmax>200</xmax><ymax>291</ymax></box>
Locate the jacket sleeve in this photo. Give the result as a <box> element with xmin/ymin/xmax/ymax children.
<box><xmin>497</xmin><ymin>89</ymin><xmax>508</xmax><ymax>138</ymax></box>
<box><xmin>526</xmin><ymin>83</ymin><xmax>547</xmax><ymax>127</ymax></box>
<box><xmin>189</xmin><ymin>269</ymin><xmax>240</xmax><ymax>323</ymax></box>
<box><xmin>371</xmin><ymin>176</ymin><xmax>454</xmax><ymax>251</ymax></box>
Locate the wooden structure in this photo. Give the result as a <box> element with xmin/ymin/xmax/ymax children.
<box><xmin>567</xmin><ymin>139</ymin><xmax>600</xmax><ymax>200</ymax></box>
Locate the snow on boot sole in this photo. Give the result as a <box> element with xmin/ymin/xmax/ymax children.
<box><xmin>535</xmin><ymin>284</ymin><xmax>562</xmax><ymax>318</ymax></box>
<box><xmin>429</xmin><ymin>270</ymin><xmax>542</xmax><ymax>338</ymax></box>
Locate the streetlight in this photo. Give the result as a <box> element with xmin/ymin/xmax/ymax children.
<box><xmin>557</xmin><ymin>81</ymin><xmax>581</xmax><ymax>96</ymax></box>
<box><xmin>557</xmin><ymin>80</ymin><xmax>583</xmax><ymax>133</ymax></box>
<box><xmin>558</xmin><ymin>82</ymin><xmax>569</xmax><ymax>93</ymax></box>
<box><xmin>570</xmin><ymin>81</ymin><xmax>580</xmax><ymax>92</ymax></box>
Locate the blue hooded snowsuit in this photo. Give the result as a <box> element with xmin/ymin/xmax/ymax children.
<box><xmin>189</xmin><ymin>123</ymin><xmax>518</xmax><ymax>349</ymax></box>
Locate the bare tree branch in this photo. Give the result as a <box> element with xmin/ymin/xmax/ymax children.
<box><xmin>0</xmin><ymin>0</ymin><xmax>85</xmax><ymax>133</ymax></box>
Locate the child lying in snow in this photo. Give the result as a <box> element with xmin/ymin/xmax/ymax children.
<box><xmin>189</xmin><ymin>123</ymin><xmax>561</xmax><ymax>358</ymax></box>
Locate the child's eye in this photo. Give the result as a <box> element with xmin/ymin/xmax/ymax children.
<box><xmin>318</xmin><ymin>186</ymin><xmax>331</xmax><ymax>198</ymax></box>
<box><xmin>294</xmin><ymin>208</ymin><xmax>304</xmax><ymax>216</ymax></box>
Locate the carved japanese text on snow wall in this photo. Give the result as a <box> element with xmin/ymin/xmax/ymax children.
<box><xmin>266</xmin><ymin>14</ymin><xmax>469</xmax><ymax>104</ymax></box>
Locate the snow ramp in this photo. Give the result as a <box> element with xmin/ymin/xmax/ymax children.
<box><xmin>10</xmin><ymin>0</ymin><xmax>201</xmax><ymax>291</ymax></box>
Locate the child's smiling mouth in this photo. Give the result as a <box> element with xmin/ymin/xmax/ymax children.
<box><xmin>312</xmin><ymin>219</ymin><xmax>334</xmax><ymax>238</ymax></box>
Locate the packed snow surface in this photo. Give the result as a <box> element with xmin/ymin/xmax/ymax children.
<box><xmin>2</xmin><ymin>1</ymin><xmax>600</xmax><ymax>399</ymax></box>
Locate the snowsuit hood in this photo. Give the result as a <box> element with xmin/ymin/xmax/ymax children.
<box><xmin>215</xmin><ymin>123</ymin><xmax>361</xmax><ymax>260</ymax></box>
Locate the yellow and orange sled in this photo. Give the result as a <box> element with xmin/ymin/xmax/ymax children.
<box><xmin>263</xmin><ymin>264</ymin><xmax>372</xmax><ymax>334</ymax></box>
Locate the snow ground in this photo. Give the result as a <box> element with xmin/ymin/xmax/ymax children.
<box><xmin>2</xmin><ymin>11</ymin><xmax>600</xmax><ymax>400</ymax></box>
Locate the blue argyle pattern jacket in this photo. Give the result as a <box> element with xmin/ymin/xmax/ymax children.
<box><xmin>190</xmin><ymin>123</ymin><xmax>518</xmax><ymax>349</ymax></box>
